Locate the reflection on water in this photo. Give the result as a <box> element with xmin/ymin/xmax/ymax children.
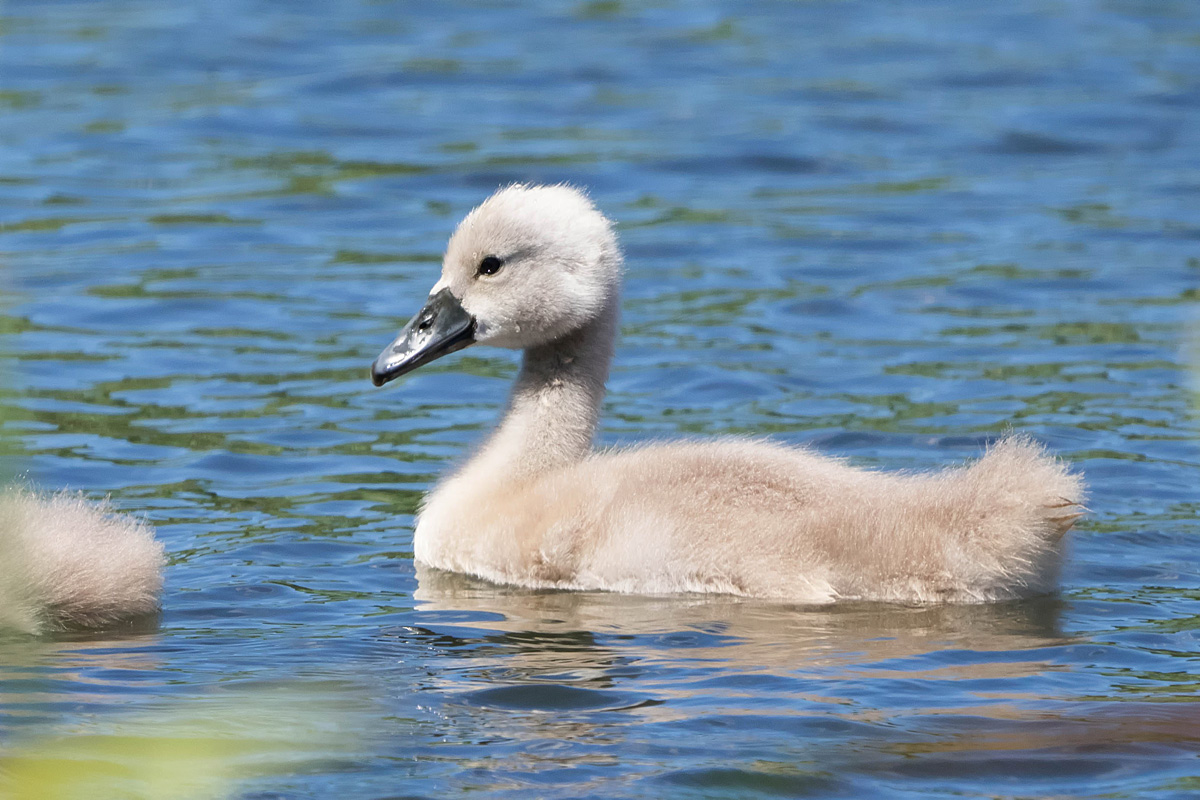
<box><xmin>404</xmin><ymin>570</ymin><xmax>1200</xmax><ymax>796</ymax></box>
<box><xmin>1</xmin><ymin>0</ymin><xmax>1199</xmax><ymax>797</ymax></box>
<box><xmin>409</xmin><ymin>567</ymin><xmax>1076</xmax><ymax>743</ymax></box>
<box><xmin>413</xmin><ymin>565</ymin><xmax>1070</xmax><ymax>677</ymax></box>
<box><xmin>0</xmin><ymin>681</ymin><xmax>372</xmax><ymax>800</ymax></box>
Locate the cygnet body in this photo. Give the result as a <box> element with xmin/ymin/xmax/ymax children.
<box><xmin>0</xmin><ymin>487</ymin><xmax>164</xmax><ymax>633</ymax></box>
<box><xmin>372</xmin><ymin>185</ymin><xmax>1085</xmax><ymax>604</ymax></box>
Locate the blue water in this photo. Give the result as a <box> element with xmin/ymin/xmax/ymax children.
<box><xmin>2</xmin><ymin>1</ymin><xmax>1199</xmax><ymax>797</ymax></box>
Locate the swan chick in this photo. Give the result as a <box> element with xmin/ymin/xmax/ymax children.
<box><xmin>0</xmin><ymin>487</ymin><xmax>164</xmax><ymax>634</ymax></box>
<box><xmin>370</xmin><ymin>184</ymin><xmax>1086</xmax><ymax>604</ymax></box>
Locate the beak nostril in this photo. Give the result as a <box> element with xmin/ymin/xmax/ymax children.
<box><xmin>372</xmin><ymin>288</ymin><xmax>475</xmax><ymax>386</ymax></box>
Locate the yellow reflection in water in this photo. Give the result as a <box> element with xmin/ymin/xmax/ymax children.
<box><xmin>0</xmin><ymin>684</ymin><xmax>364</xmax><ymax>800</ymax></box>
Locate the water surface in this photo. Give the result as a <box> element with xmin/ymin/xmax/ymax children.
<box><xmin>1</xmin><ymin>1</ymin><xmax>1199</xmax><ymax>797</ymax></box>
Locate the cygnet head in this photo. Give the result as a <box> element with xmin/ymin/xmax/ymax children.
<box><xmin>371</xmin><ymin>184</ymin><xmax>622</xmax><ymax>386</ymax></box>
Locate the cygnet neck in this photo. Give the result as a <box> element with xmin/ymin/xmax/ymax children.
<box><xmin>469</xmin><ymin>297</ymin><xmax>617</xmax><ymax>480</ymax></box>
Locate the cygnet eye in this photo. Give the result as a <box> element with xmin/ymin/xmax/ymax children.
<box><xmin>477</xmin><ymin>255</ymin><xmax>504</xmax><ymax>277</ymax></box>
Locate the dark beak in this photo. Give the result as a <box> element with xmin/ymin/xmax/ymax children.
<box><xmin>370</xmin><ymin>288</ymin><xmax>477</xmax><ymax>386</ymax></box>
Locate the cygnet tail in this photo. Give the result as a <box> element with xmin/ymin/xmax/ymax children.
<box><xmin>936</xmin><ymin>434</ymin><xmax>1087</xmax><ymax>602</ymax></box>
<box><xmin>0</xmin><ymin>488</ymin><xmax>165</xmax><ymax>634</ymax></box>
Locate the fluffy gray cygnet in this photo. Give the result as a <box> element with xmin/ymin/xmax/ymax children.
<box><xmin>372</xmin><ymin>184</ymin><xmax>1086</xmax><ymax>604</ymax></box>
<box><xmin>0</xmin><ymin>487</ymin><xmax>163</xmax><ymax>633</ymax></box>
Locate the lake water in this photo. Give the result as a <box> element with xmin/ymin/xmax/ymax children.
<box><xmin>1</xmin><ymin>1</ymin><xmax>1199</xmax><ymax>797</ymax></box>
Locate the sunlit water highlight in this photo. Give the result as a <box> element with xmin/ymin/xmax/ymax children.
<box><xmin>1</xmin><ymin>1</ymin><xmax>1199</xmax><ymax>797</ymax></box>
